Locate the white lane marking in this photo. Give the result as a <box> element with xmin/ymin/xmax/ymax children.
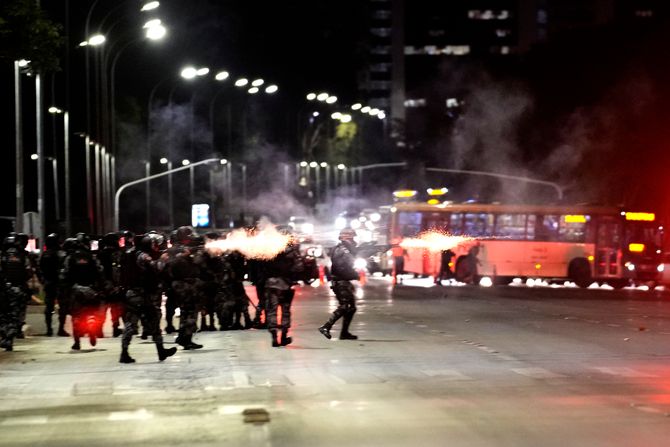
<box><xmin>0</xmin><ymin>416</ymin><xmax>48</xmax><ymax>426</ymax></box>
<box><xmin>511</xmin><ymin>368</ymin><xmax>566</xmax><ymax>379</ymax></box>
<box><xmin>108</xmin><ymin>408</ymin><xmax>153</xmax><ymax>421</ymax></box>
<box><xmin>233</xmin><ymin>371</ymin><xmax>251</xmax><ymax>388</ymax></box>
<box><xmin>421</xmin><ymin>369</ymin><xmax>473</xmax><ymax>380</ymax></box>
<box><xmin>592</xmin><ymin>367</ymin><xmax>658</xmax><ymax>378</ymax></box>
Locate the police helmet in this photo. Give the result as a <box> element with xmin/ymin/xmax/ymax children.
<box><xmin>122</xmin><ymin>230</ymin><xmax>135</xmax><ymax>247</ymax></box>
<box><xmin>139</xmin><ymin>233</ymin><xmax>162</xmax><ymax>253</ymax></box>
<box><xmin>75</xmin><ymin>232</ymin><xmax>91</xmax><ymax>249</ymax></box>
<box><xmin>338</xmin><ymin>228</ymin><xmax>357</xmax><ymax>242</ymax></box>
<box><xmin>62</xmin><ymin>237</ymin><xmax>78</xmax><ymax>251</ymax></box>
<box><xmin>45</xmin><ymin>233</ymin><xmax>60</xmax><ymax>250</ymax></box>
<box><xmin>3</xmin><ymin>235</ymin><xmax>17</xmax><ymax>250</ymax></box>
<box><xmin>176</xmin><ymin>226</ymin><xmax>195</xmax><ymax>244</ymax></box>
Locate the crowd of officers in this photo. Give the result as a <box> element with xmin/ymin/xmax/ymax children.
<box><xmin>0</xmin><ymin>226</ymin><xmax>361</xmax><ymax>362</ymax></box>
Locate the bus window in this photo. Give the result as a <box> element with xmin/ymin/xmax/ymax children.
<box><xmin>526</xmin><ymin>215</ymin><xmax>536</xmax><ymax>240</ymax></box>
<box><xmin>450</xmin><ymin>213</ymin><xmax>464</xmax><ymax>235</ymax></box>
<box><xmin>559</xmin><ymin>215</ymin><xmax>589</xmax><ymax>242</ymax></box>
<box><xmin>424</xmin><ymin>213</ymin><xmax>450</xmax><ymax>233</ymax></box>
<box><xmin>398</xmin><ymin>212</ymin><xmax>422</xmax><ymax>237</ymax></box>
<box><xmin>494</xmin><ymin>214</ymin><xmax>527</xmax><ymax>240</ymax></box>
<box><xmin>464</xmin><ymin>213</ymin><xmax>490</xmax><ymax>236</ymax></box>
<box><xmin>535</xmin><ymin>215</ymin><xmax>559</xmax><ymax>241</ymax></box>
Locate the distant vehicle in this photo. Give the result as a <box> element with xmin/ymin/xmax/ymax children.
<box><xmin>288</xmin><ymin>216</ymin><xmax>315</xmax><ymax>243</ymax></box>
<box><xmin>355</xmin><ymin>242</ymin><xmax>393</xmax><ymax>276</ymax></box>
<box><xmin>389</xmin><ymin>202</ymin><xmax>664</xmax><ymax>288</ymax></box>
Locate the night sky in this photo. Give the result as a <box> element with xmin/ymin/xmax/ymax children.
<box><xmin>3</xmin><ymin>0</ymin><xmax>670</xmax><ymax>234</ymax></box>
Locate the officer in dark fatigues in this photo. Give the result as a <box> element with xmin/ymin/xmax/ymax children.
<box><xmin>265</xmin><ymin>237</ymin><xmax>304</xmax><ymax>347</ymax></box>
<box><xmin>61</xmin><ymin>233</ymin><xmax>103</xmax><ymax>350</ymax></box>
<box><xmin>229</xmin><ymin>251</ymin><xmax>252</xmax><ymax>330</ymax></box>
<box><xmin>248</xmin><ymin>258</ymin><xmax>268</xmax><ymax>328</ymax></box>
<box><xmin>119</xmin><ymin>233</ymin><xmax>177</xmax><ymax>363</ymax></box>
<box><xmin>163</xmin><ymin>230</ymin><xmax>179</xmax><ymax>334</ymax></box>
<box><xmin>0</xmin><ymin>235</ymin><xmax>33</xmax><ymax>351</ymax></box>
<box><xmin>319</xmin><ymin>228</ymin><xmax>359</xmax><ymax>340</ymax></box>
<box><xmin>97</xmin><ymin>233</ymin><xmax>125</xmax><ymax>337</ymax></box>
<box><xmin>167</xmin><ymin>226</ymin><xmax>203</xmax><ymax>350</ymax></box>
<box><xmin>39</xmin><ymin>233</ymin><xmax>66</xmax><ymax>336</ymax></box>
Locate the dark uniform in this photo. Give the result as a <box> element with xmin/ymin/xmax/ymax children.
<box><xmin>61</xmin><ymin>234</ymin><xmax>103</xmax><ymax>350</ymax></box>
<box><xmin>167</xmin><ymin>226</ymin><xmax>203</xmax><ymax>350</ymax></box>
<box><xmin>229</xmin><ymin>251</ymin><xmax>252</xmax><ymax>330</ymax></box>
<box><xmin>265</xmin><ymin>241</ymin><xmax>304</xmax><ymax>347</ymax></box>
<box><xmin>435</xmin><ymin>248</ymin><xmax>455</xmax><ymax>285</ymax></box>
<box><xmin>248</xmin><ymin>258</ymin><xmax>268</xmax><ymax>328</ymax></box>
<box><xmin>39</xmin><ymin>233</ymin><xmax>67</xmax><ymax>336</ymax></box>
<box><xmin>97</xmin><ymin>233</ymin><xmax>125</xmax><ymax>337</ymax></box>
<box><xmin>319</xmin><ymin>228</ymin><xmax>359</xmax><ymax>340</ymax></box>
<box><xmin>119</xmin><ymin>233</ymin><xmax>177</xmax><ymax>363</ymax></box>
<box><xmin>0</xmin><ymin>235</ymin><xmax>33</xmax><ymax>351</ymax></box>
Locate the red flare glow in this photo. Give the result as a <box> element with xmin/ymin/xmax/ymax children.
<box><xmin>205</xmin><ymin>223</ymin><xmax>291</xmax><ymax>260</ymax></box>
<box><xmin>400</xmin><ymin>230</ymin><xmax>472</xmax><ymax>252</ymax></box>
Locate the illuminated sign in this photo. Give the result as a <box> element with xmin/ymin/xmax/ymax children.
<box><xmin>427</xmin><ymin>199</ymin><xmax>440</xmax><ymax>205</ymax></box>
<box><xmin>393</xmin><ymin>190</ymin><xmax>417</xmax><ymax>199</ymax></box>
<box><xmin>564</xmin><ymin>215</ymin><xmax>587</xmax><ymax>223</ymax></box>
<box><xmin>427</xmin><ymin>187</ymin><xmax>448</xmax><ymax>196</ymax></box>
<box><xmin>625</xmin><ymin>212</ymin><xmax>655</xmax><ymax>221</ymax></box>
<box><xmin>628</xmin><ymin>243</ymin><xmax>645</xmax><ymax>252</ymax></box>
<box><xmin>191</xmin><ymin>204</ymin><xmax>210</xmax><ymax>228</ymax></box>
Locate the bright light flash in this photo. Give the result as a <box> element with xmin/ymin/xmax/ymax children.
<box><xmin>141</xmin><ymin>1</ymin><xmax>160</xmax><ymax>11</ymax></box>
<box><xmin>354</xmin><ymin>258</ymin><xmax>367</xmax><ymax>270</ymax></box>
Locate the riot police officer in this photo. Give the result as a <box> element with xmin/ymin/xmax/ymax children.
<box><xmin>319</xmin><ymin>228</ymin><xmax>359</xmax><ymax>340</ymax></box>
<box><xmin>39</xmin><ymin>233</ymin><xmax>65</xmax><ymax>336</ymax></box>
<box><xmin>119</xmin><ymin>233</ymin><xmax>177</xmax><ymax>363</ymax></box>
<box><xmin>265</xmin><ymin>234</ymin><xmax>304</xmax><ymax>347</ymax></box>
<box><xmin>97</xmin><ymin>233</ymin><xmax>124</xmax><ymax>337</ymax></box>
<box><xmin>166</xmin><ymin>226</ymin><xmax>203</xmax><ymax>350</ymax></box>
<box><xmin>61</xmin><ymin>233</ymin><xmax>103</xmax><ymax>350</ymax></box>
<box><xmin>0</xmin><ymin>234</ymin><xmax>33</xmax><ymax>351</ymax></box>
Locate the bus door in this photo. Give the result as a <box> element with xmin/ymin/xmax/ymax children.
<box><xmin>595</xmin><ymin>218</ymin><xmax>621</xmax><ymax>278</ymax></box>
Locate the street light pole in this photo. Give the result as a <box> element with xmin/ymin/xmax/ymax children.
<box><xmin>36</xmin><ymin>73</ymin><xmax>46</xmax><ymax>244</ymax></box>
<box><xmin>115</xmin><ymin>158</ymin><xmax>219</xmax><ymax>231</ymax></box>
<box><xmin>64</xmin><ymin>111</ymin><xmax>71</xmax><ymax>236</ymax></box>
<box><xmin>14</xmin><ymin>61</ymin><xmax>25</xmax><ymax>233</ymax></box>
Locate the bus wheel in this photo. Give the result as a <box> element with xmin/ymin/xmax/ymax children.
<box><xmin>455</xmin><ymin>258</ymin><xmax>476</xmax><ymax>284</ymax></box>
<box><xmin>568</xmin><ymin>258</ymin><xmax>592</xmax><ymax>288</ymax></box>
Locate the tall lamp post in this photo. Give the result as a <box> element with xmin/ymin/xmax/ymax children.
<box><xmin>49</xmin><ymin>107</ymin><xmax>71</xmax><ymax>235</ymax></box>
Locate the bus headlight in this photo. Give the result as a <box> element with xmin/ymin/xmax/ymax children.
<box><xmin>625</xmin><ymin>262</ymin><xmax>635</xmax><ymax>271</ymax></box>
<box><xmin>354</xmin><ymin>258</ymin><xmax>367</xmax><ymax>270</ymax></box>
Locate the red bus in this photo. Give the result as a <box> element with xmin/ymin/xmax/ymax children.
<box><xmin>389</xmin><ymin>202</ymin><xmax>664</xmax><ymax>288</ymax></box>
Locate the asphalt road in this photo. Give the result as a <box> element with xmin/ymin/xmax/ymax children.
<box><xmin>2</xmin><ymin>277</ymin><xmax>670</xmax><ymax>446</ymax></box>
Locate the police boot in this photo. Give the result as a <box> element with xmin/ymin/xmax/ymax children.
<box><xmin>181</xmin><ymin>335</ymin><xmax>203</xmax><ymax>350</ymax></box>
<box><xmin>45</xmin><ymin>314</ymin><xmax>53</xmax><ymax>336</ymax></box>
<box><xmin>119</xmin><ymin>348</ymin><xmax>136</xmax><ymax>364</ymax></box>
<box><xmin>57</xmin><ymin>316</ymin><xmax>70</xmax><ymax>337</ymax></box>
<box><xmin>243</xmin><ymin>311</ymin><xmax>253</xmax><ymax>330</ymax></box>
<box><xmin>318</xmin><ymin>323</ymin><xmax>332</xmax><ymax>340</ymax></box>
<box><xmin>0</xmin><ymin>338</ymin><xmax>12</xmax><ymax>352</ymax></box>
<box><xmin>231</xmin><ymin>313</ymin><xmax>243</xmax><ymax>330</ymax></box>
<box><xmin>165</xmin><ymin>316</ymin><xmax>176</xmax><ymax>334</ymax></box>
<box><xmin>156</xmin><ymin>343</ymin><xmax>177</xmax><ymax>361</ymax></box>
<box><xmin>270</xmin><ymin>330</ymin><xmax>280</xmax><ymax>347</ymax></box>
<box><xmin>339</xmin><ymin>315</ymin><xmax>358</xmax><ymax>340</ymax></box>
<box><xmin>71</xmin><ymin>334</ymin><xmax>81</xmax><ymax>351</ymax></box>
<box><xmin>280</xmin><ymin>329</ymin><xmax>292</xmax><ymax>346</ymax></box>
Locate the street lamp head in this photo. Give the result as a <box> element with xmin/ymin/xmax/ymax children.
<box><xmin>300</xmin><ymin>161</ymin><xmax>308</xmax><ymax>167</ymax></box>
<box><xmin>265</xmin><ymin>85</ymin><xmax>278</xmax><ymax>94</ymax></box>
<box><xmin>306</xmin><ymin>93</ymin><xmax>316</xmax><ymax>100</ymax></box>
<box><xmin>337</xmin><ymin>164</ymin><xmax>346</xmax><ymax>170</ymax></box>
<box><xmin>220</xmin><ymin>159</ymin><xmax>228</xmax><ymax>165</ymax></box>
<box><xmin>251</xmin><ymin>79</ymin><xmax>264</xmax><ymax>87</ymax></box>
<box><xmin>340</xmin><ymin>114</ymin><xmax>352</xmax><ymax>123</ymax></box>
<box><xmin>351</xmin><ymin>103</ymin><xmax>362</xmax><ymax>110</ymax></box>
<box><xmin>248</xmin><ymin>87</ymin><xmax>259</xmax><ymax>94</ymax></box>
<box><xmin>369</xmin><ymin>108</ymin><xmax>380</xmax><ymax>116</ymax></box>
<box><xmin>326</xmin><ymin>96</ymin><xmax>337</xmax><ymax>104</ymax></box>
<box><xmin>361</xmin><ymin>106</ymin><xmax>371</xmax><ymax>113</ymax></box>
<box><xmin>312</xmin><ymin>111</ymin><xmax>319</xmax><ymax>117</ymax></box>
<box><xmin>141</xmin><ymin>1</ymin><xmax>160</xmax><ymax>11</ymax></box>
<box><xmin>31</xmin><ymin>154</ymin><xmax>38</xmax><ymax>160</ymax></box>
<box><xmin>48</xmin><ymin>106</ymin><xmax>63</xmax><ymax>114</ymax></box>
<box><xmin>160</xmin><ymin>157</ymin><xmax>168</xmax><ymax>164</ymax></box>
<box><xmin>146</xmin><ymin>24</ymin><xmax>167</xmax><ymax>40</ymax></box>
<box><xmin>378</xmin><ymin>112</ymin><xmax>386</xmax><ymax>119</ymax></box>
<box><xmin>196</xmin><ymin>67</ymin><xmax>209</xmax><ymax>76</ymax></box>
<box><xmin>309</xmin><ymin>162</ymin><xmax>318</xmax><ymax>168</ymax></box>
<box><xmin>87</xmin><ymin>34</ymin><xmax>106</xmax><ymax>46</ymax></box>
<box><xmin>143</xmin><ymin>19</ymin><xmax>162</xmax><ymax>29</ymax></box>
<box><xmin>182</xmin><ymin>159</ymin><xmax>190</xmax><ymax>166</ymax></box>
<box><xmin>320</xmin><ymin>162</ymin><xmax>328</xmax><ymax>167</ymax></box>
<box><xmin>181</xmin><ymin>66</ymin><xmax>197</xmax><ymax>79</ymax></box>
<box><xmin>18</xmin><ymin>59</ymin><xmax>31</xmax><ymax>67</ymax></box>
<box><xmin>317</xmin><ymin>93</ymin><xmax>329</xmax><ymax>101</ymax></box>
<box><xmin>331</xmin><ymin>112</ymin><xmax>342</xmax><ymax>120</ymax></box>
<box><xmin>215</xmin><ymin>71</ymin><xmax>229</xmax><ymax>81</ymax></box>
<box><xmin>235</xmin><ymin>78</ymin><xmax>249</xmax><ymax>87</ymax></box>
